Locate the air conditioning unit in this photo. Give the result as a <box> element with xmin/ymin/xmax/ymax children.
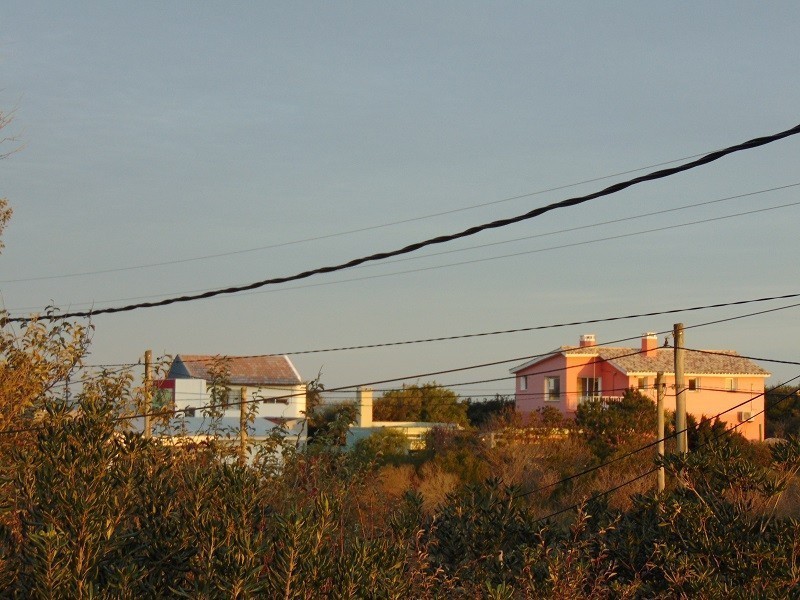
<box><xmin>737</xmin><ymin>411</ymin><xmax>753</xmax><ymax>422</ymax></box>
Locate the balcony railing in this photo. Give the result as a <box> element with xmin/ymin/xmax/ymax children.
<box><xmin>565</xmin><ymin>395</ymin><xmax>624</xmax><ymax>412</ymax></box>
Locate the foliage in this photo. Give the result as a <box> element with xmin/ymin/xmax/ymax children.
<box><xmin>3</xmin><ymin>323</ymin><xmax>800</xmax><ymax>597</ymax></box>
<box><xmin>464</xmin><ymin>395</ymin><xmax>515</xmax><ymax>429</ymax></box>
<box><xmin>373</xmin><ymin>383</ymin><xmax>468</xmax><ymax>426</ymax></box>
<box><xmin>352</xmin><ymin>428</ymin><xmax>410</xmax><ymax>466</ymax></box>
<box><xmin>765</xmin><ymin>385</ymin><xmax>800</xmax><ymax>438</ymax></box>
<box><xmin>307</xmin><ymin>402</ymin><xmax>358</xmax><ymax>448</ymax></box>
<box><xmin>4</xmin><ymin>203</ymin><xmax>800</xmax><ymax>596</ymax></box>
<box><xmin>0</xmin><ymin>198</ymin><xmax>11</xmax><ymax>254</ymax></box>
<box><xmin>576</xmin><ymin>388</ymin><xmax>657</xmax><ymax>459</ymax></box>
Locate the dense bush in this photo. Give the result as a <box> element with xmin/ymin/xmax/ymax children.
<box><xmin>2</xmin><ymin>308</ymin><xmax>799</xmax><ymax>596</ymax></box>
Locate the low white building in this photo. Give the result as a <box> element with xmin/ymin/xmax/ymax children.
<box><xmin>153</xmin><ymin>354</ymin><xmax>307</xmax><ymax>448</ymax></box>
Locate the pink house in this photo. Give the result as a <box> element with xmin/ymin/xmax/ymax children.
<box><xmin>510</xmin><ymin>333</ymin><xmax>771</xmax><ymax>441</ymax></box>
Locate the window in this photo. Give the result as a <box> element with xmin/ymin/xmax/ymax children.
<box><xmin>263</xmin><ymin>397</ymin><xmax>289</xmax><ymax>405</ymax></box>
<box><xmin>519</xmin><ymin>375</ymin><xmax>528</xmax><ymax>391</ymax></box>
<box><xmin>579</xmin><ymin>377</ymin><xmax>601</xmax><ymax>400</ymax></box>
<box><xmin>725</xmin><ymin>377</ymin><xmax>738</xmax><ymax>392</ymax></box>
<box><xmin>184</xmin><ymin>407</ymin><xmax>196</xmax><ymax>418</ymax></box>
<box><xmin>688</xmin><ymin>378</ymin><xmax>699</xmax><ymax>391</ymax></box>
<box><xmin>637</xmin><ymin>377</ymin><xmax>648</xmax><ymax>390</ymax></box>
<box><xmin>545</xmin><ymin>376</ymin><xmax>560</xmax><ymax>401</ymax></box>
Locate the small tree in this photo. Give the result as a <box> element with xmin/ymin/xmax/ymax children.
<box><xmin>576</xmin><ymin>388</ymin><xmax>656</xmax><ymax>459</ymax></box>
<box><xmin>352</xmin><ymin>428</ymin><xmax>409</xmax><ymax>466</ymax></box>
<box><xmin>374</xmin><ymin>383</ymin><xmax>468</xmax><ymax>426</ymax></box>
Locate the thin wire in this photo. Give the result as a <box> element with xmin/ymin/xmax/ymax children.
<box><xmin>524</xmin><ymin>375</ymin><xmax>800</xmax><ymax>522</ymax></box>
<box><xmin>5</xmin><ymin>307</ymin><xmax>797</xmax><ymax>436</ymax></box>
<box><xmin>10</xmin><ymin>195</ymin><xmax>800</xmax><ymax>316</ymax></box>
<box><xmin>72</xmin><ymin>293</ymin><xmax>800</xmax><ymax>363</ymax></box>
<box><xmin>8</xmin><ymin>122</ymin><xmax>798</xmax><ymax>322</ymax></box>
<box><xmin>347</xmin><ymin>193</ymin><xmax>800</xmax><ymax>271</ymax></box>
<box><xmin>0</xmin><ymin>343</ymin><xmax>651</xmax><ymax>437</ymax></box>
<box><xmin>684</xmin><ymin>348</ymin><xmax>800</xmax><ymax>368</ymax></box>
<box><xmin>0</xmin><ymin>148</ymin><xmax>725</xmax><ymax>284</ymax></box>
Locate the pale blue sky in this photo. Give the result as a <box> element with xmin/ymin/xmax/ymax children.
<box><xmin>2</xmin><ymin>2</ymin><xmax>799</xmax><ymax>393</ymax></box>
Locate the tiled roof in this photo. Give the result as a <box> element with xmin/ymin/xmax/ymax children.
<box><xmin>564</xmin><ymin>346</ymin><xmax>770</xmax><ymax>376</ymax></box>
<box><xmin>168</xmin><ymin>354</ymin><xmax>302</xmax><ymax>386</ymax></box>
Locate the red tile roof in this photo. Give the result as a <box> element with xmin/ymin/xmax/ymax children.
<box><xmin>168</xmin><ymin>354</ymin><xmax>302</xmax><ymax>386</ymax></box>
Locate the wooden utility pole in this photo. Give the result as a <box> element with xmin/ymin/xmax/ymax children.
<box><xmin>656</xmin><ymin>371</ymin><xmax>665</xmax><ymax>492</ymax></box>
<box><xmin>239</xmin><ymin>387</ymin><xmax>248</xmax><ymax>466</ymax></box>
<box><xmin>143</xmin><ymin>350</ymin><xmax>152</xmax><ymax>439</ymax></box>
<box><xmin>673</xmin><ymin>324</ymin><xmax>687</xmax><ymax>454</ymax></box>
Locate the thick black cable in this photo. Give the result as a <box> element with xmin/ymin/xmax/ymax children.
<box><xmin>23</xmin><ymin>197</ymin><xmax>797</xmax><ymax>315</ymax></box>
<box><xmin>0</xmin><ymin>148</ymin><xmax>724</xmax><ymax>285</ymax></box>
<box><xmin>8</xmin><ymin>123</ymin><xmax>799</xmax><ymax>323</ymax></box>
<box><xmin>11</xmin><ymin>183</ymin><xmax>798</xmax><ymax>315</ymax></box>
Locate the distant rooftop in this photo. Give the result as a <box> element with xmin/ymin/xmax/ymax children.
<box><xmin>511</xmin><ymin>333</ymin><xmax>771</xmax><ymax>377</ymax></box>
<box><xmin>167</xmin><ymin>354</ymin><xmax>303</xmax><ymax>386</ymax></box>
<box><xmin>565</xmin><ymin>345</ymin><xmax>770</xmax><ymax>376</ymax></box>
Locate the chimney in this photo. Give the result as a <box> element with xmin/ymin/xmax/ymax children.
<box><xmin>356</xmin><ymin>387</ymin><xmax>373</xmax><ymax>428</ymax></box>
<box><xmin>579</xmin><ymin>334</ymin><xmax>596</xmax><ymax>348</ymax></box>
<box><xmin>641</xmin><ymin>332</ymin><xmax>658</xmax><ymax>357</ymax></box>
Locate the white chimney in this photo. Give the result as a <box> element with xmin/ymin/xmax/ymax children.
<box><xmin>579</xmin><ymin>334</ymin><xmax>596</xmax><ymax>348</ymax></box>
<box><xmin>356</xmin><ymin>387</ymin><xmax>373</xmax><ymax>427</ymax></box>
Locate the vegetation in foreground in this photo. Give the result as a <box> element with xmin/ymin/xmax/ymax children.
<box><xmin>2</xmin><ymin>198</ymin><xmax>800</xmax><ymax>597</ymax></box>
<box><xmin>2</xmin><ymin>310</ymin><xmax>800</xmax><ymax>598</ymax></box>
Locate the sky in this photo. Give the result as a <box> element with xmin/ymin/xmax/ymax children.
<box><xmin>1</xmin><ymin>2</ymin><xmax>799</xmax><ymax>398</ymax></box>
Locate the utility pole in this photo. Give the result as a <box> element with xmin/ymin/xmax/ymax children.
<box><xmin>656</xmin><ymin>371</ymin><xmax>665</xmax><ymax>492</ymax></box>
<box><xmin>239</xmin><ymin>387</ymin><xmax>248</xmax><ymax>466</ymax></box>
<box><xmin>673</xmin><ymin>324</ymin><xmax>687</xmax><ymax>454</ymax></box>
<box><xmin>143</xmin><ymin>350</ymin><xmax>152</xmax><ymax>439</ymax></box>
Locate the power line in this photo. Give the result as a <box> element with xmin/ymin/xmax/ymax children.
<box><xmin>0</xmin><ymin>342</ymin><xmax>650</xmax><ymax>437</ymax></box>
<box><xmin>0</xmin><ymin>148</ymin><xmax>727</xmax><ymax>285</ymax></box>
<box><xmin>520</xmin><ymin>374</ymin><xmax>800</xmax><ymax>517</ymax></box>
<box><xmin>85</xmin><ymin>293</ymin><xmax>800</xmax><ymax>361</ymax></box>
<box><xmin>336</xmin><ymin>183</ymin><xmax>800</xmax><ymax>271</ymax></box>
<box><xmin>8</xmin><ymin>122</ymin><xmax>798</xmax><ymax>323</ymax></box>
<box><xmin>6</xmin><ymin>306</ymin><xmax>799</xmax><ymax>437</ymax></box>
<box><xmin>12</xmin><ymin>193</ymin><xmax>799</xmax><ymax>315</ymax></box>
<box><xmin>683</xmin><ymin>347</ymin><xmax>800</xmax><ymax>368</ymax></box>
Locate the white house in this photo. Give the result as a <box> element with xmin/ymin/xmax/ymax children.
<box><xmin>153</xmin><ymin>354</ymin><xmax>307</xmax><ymax>447</ymax></box>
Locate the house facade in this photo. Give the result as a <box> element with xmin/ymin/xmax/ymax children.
<box><xmin>511</xmin><ymin>333</ymin><xmax>770</xmax><ymax>441</ymax></box>
<box><xmin>154</xmin><ymin>354</ymin><xmax>307</xmax><ymax>445</ymax></box>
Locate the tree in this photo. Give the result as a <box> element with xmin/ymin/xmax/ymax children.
<box><xmin>576</xmin><ymin>388</ymin><xmax>656</xmax><ymax>459</ymax></box>
<box><xmin>352</xmin><ymin>428</ymin><xmax>409</xmax><ymax>465</ymax></box>
<box><xmin>373</xmin><ymin>383</ymin><xmax>468</xmax><ymax>426</ymax></box>
<box><xmin>464</xmin><ymin>394</ymin><xmax>515</xmax><ymax>429</ymax></box>
<box><xmin>765</xmin><ymin>385</ymin><xmax>800</xmax><ymax>438</ymax></box>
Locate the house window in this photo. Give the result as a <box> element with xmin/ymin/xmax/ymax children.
<box><xmin>579</xmin><ymin>377</ymin><xmax>601</xmax><ymax>400</ymax></box>
<box><xmin>637</xmin><ymin>377</ymin><xmax>648</xmax><ymax>390</ymax></box>
<box><xmin>688</xmin><ymin>378</ymin><xmax>699</xmax><ymax>391</ymax></box>
<box><xmin>519</xmin><ymin>376</ymin><xmax>528</xmax><ymax>391</ymax></box>
<box><xmin>725</xmin><ymin>378</ymin><xmax>738</xmax><ymax>392</ymax></box>
<box><xmin>263</xmin><ymin>397</ymin><xmax>289</xmax><ymax>405</ymax></box>
<box><xmin>545</xmin><ymin>376</ymin><xmax>560</xmax><ymax>401</ymax></box>
<box><xmin>184</xmin><ymin>407</ymin><xmax>196</xmax><ymax>418</ymax></box>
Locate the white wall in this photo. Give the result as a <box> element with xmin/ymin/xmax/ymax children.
<box><xmin>170</xmin><ymin>379</ymin><xmax>305</xmax><ymax>417</ymax></box>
